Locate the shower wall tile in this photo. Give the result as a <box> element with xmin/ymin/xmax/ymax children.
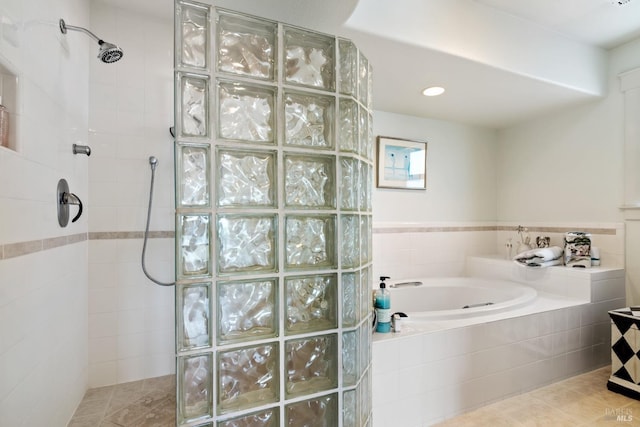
<box><xmin>86</xmin><ymin>3</ymin><xmax>177</xmax><ymax>388</ymax></box>
<box><xmin>88</xmin><ymin>235</ymin><xmax>175</xmax><ymax>387</ymax></box>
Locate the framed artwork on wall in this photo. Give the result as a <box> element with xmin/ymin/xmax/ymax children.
<box><xmin>376</xmin><ymin>136</ymin><xmax>427</xmax><ymax>189</ymax></box>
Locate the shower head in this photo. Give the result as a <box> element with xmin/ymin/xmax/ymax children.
<box><xmin>98</xmin><ymin>41</ymin><xmax>123</xmax><ymax>63</ymax></box>
<box><xmin>59</xmin><ymin>18</ymin><xmax>123</xmax><ymax>63</ymax></box>
<box><xmin>149</xmin><ymin>156</ymin><xmax>159</xmax><ymax>170</ymax></box>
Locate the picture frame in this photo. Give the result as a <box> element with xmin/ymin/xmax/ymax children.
<box><xmin>376</xmin><ymin>136</ymin><xmax>427</xmax><ymax>189</ymax></box>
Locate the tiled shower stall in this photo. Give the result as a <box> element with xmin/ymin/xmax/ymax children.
<box><xmin>173</xmin><ymin>1</ymin><xmax>374</xmax><ymax>425</ymax></box>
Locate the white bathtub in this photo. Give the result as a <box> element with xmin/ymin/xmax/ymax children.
<box><xmin>387</xmin><ymin>277</ymin><xmax>537</xmax><ymax>320</ymax></box>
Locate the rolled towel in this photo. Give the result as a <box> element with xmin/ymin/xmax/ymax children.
<box><xmin>521</xmin><ymin>258</ymin><xmax>563</xmax><ymax>268</ymax></box>
<box><xmin>513</xmin><ymin>246</ymin><xmax>563</xmax><ymax>263</ymax></box>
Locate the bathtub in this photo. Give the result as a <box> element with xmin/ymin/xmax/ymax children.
<box><xmin>373</xmin><ymin>259</ymin><xmax>625</xmax><ymax>426</ymax></box>
<box><xmin>387</xmin><ymin>277</ymin><xmax>537</xmax><ymax>320</ymax></box>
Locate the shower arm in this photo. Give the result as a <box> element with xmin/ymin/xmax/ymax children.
<box><xmin>59</xmin><ymin>20</ymin><xmax>103</xmax><ymax>44</ymax></box>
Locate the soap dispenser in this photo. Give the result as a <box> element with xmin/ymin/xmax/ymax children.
<box><xmin>374</xmin><ymin>276</ymin><xmax>391</xmax><ymax>333</ymax></box>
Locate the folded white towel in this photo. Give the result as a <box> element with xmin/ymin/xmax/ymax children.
<box><xmin>513</xmin><ymin>246</ymin><xmax>563</xmax><ymax>262</ymax></box>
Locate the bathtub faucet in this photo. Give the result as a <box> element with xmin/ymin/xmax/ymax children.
<box><xmin>390</xmin><ymin>281</ymin><xmax>423</xmax><ymax>288</ymax></box>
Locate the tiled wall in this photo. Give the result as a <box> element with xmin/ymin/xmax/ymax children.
<box><xmin>87</xmin><ymin>1</ymin><xmax>176</xmax><ymax>387</ymax></box>
<box><xmin>373</xmin><ymin>221</ymin><xmax>624</xmax><ymax>289</ymax></box>
<box><xmin>372</xmin><ymin>223</ymin><xmax>497</xmax><ymax>282</ymax></box>
<box><xmin>0</xmin><ymin>0</ymin><xmax>91</xmax><ymax>424</ymax></box>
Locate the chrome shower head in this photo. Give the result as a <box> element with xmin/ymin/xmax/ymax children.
<box><xmin>98</xmin><ymin>41</ymin><xmax>123</xmax><ymax>63</ymax></box>
<box><xmin>59</xmin><ymin>18</ymin><xmax>124</xmax><ymax>63</ymax></box>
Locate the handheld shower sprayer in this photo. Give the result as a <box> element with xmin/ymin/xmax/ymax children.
<box><xmin>141</xmin><ymin>155</ymin><xmax>175</xmax><ymax>287</ymax></box>
<box><xmin>59</xmin><ymin>18</ymin><xmax>123</xmax><ymax>63</ymax></box>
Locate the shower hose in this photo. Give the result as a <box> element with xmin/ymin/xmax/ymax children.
<box><xmin>141</xmin><ymin>156</ymin><xmax>175</xmax><ymax>286</ymax></box>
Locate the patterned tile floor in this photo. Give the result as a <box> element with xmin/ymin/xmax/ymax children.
<box><xmin>68</xmin><ymin>367</ymin><xmax>635</xmax><ymax>426</ymax></box>
<box><xmin>67</xmin><ymin>375</ymin><xmax>175</xmax><ymax>427</ymax></box>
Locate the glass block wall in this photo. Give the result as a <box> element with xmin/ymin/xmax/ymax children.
<box><xmin>173</xmin><ymin>2</ymin><xmax>373</xmax><ymax>426</ymax></box>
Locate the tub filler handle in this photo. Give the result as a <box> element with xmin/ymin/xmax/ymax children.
<box><xmin>390</xmin><ymin>281</ymin><xmax>423</xmax><ymax>288</ymax></box>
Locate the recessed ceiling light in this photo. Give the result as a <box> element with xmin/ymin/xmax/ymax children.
<box><xmin>422</xmin><ymin>86</ymin><xmax>445</xmax><ymax>97</ymax></box>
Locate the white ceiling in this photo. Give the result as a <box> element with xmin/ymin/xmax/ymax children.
<box><xmin>98</xmin><ymin>0</ymin><xmax>640</xmax><ymax>129</ymax></box>
<box><xmin>475</xmin><ymin>0</ymin><xmax>640</xmax><ymax>49</ymax></box>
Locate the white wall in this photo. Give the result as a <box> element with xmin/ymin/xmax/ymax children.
<box><xmin>87</xmin><ymin>1</ymin><xmax>175</xmax><ymax>387</ymax></box>
<box><xmin>373</xmin><ymin>111</ymin><xmax>498</xmax><ymax>223</ymax></box>
<box><xmin>0</xmin><ymin>0</ymin><xmax>90</xmax><ymax>424</ymax></box>
<box><xmin>372</xmin><ymin>111</ymin><xmax>498</xmax><ymax>280</ymax></box>
<box><xmin>495</xmin><ymin>37</ymin><xmax>640</xmax><ymax>301</ymax></box>
<box><xmin>496</xmin><ymin>90</ymin><xmax>623</xmax><ymax>224</ymax></box>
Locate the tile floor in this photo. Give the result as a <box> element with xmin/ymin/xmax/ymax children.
<box><xmin>68</xmin><ymin>367</ymin><xmax>636</xmax><ymax>426</ymax></box>
<box><xmin>435</xmin><ymin>366</ymin><xmax>637</xmax><ymax>427</ymax></box>
<box><xmin>67</xmin><ymin>375</ymin><xmax>175</xmax><ymax>427</ymax></box>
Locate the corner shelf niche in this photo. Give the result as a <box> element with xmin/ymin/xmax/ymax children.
<box><xmin>0</xmin><ymin>60</ymin><xmax>18</xmax><ymax>151</ymax></box>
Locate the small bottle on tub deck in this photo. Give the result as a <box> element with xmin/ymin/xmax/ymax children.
<box><xmin>374</xmin><ymin>276</ymin><xmax>391</xmax><ymax>333</ymax></box>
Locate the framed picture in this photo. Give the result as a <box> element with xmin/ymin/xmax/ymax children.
<box><xmin>376</xmin><ymin>136</ymin><xmax>427</xmax><ymax>189</ymax></box>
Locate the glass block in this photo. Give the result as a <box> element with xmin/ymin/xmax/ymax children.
<box><xmin>178</xmin><ymin>214</ymin><xmax>211</xmax><ymax>278</ymax></box>
<box><xmin>342</xmin><ymin>331</ymin><xmax>358</xmax><ymax>386</ymax></box>
<box><xmin>363</xmin><ymin>216</ymin><xmax>372</xmax><ymax>262</ymax></box>
<box><xmin>177</xmin><ymin>283</ymin><xmax>211</xmax><ymax>351</ymax></box>
<box><xmin>365</xmin><ymin>164</ymin><xmax>373</xmax><ymax>212</ymax></box>
<box><xmin>216</xmin><ymin>148</ymin><xmax>276</xmax><ymax>208</ymax></box>
<box><xmin>285</xmin><ymin>274</ymin><xmax>337</xmax><ymax>335</ymax></box>
<box><xmin>358</xmin><ymin>105</ymin><xmax>367</xmax><ymax>157</ymax></box>
<box><xmin>366</xmin><ymin>113</ymin><xmax>374</xmax><ymax>161</ymax></box>
<box><xmin>217</xmin><ymin>278</ymin><xmax>277</xmax><ymax>344</ymax></box>
<box><xmin>341</xmin><ymin>215</ymin><xmax>360</xmax><ymax>268</ymax></box>
<box><xmin>342</xmin><ymin>272</ymin><xmax>357</xmax><ymax>327</ymax></box>
<box><xmin>285</xmin><ymin>393</ymin><xmax>338</xmax><ymax>427</ymax></box>
<box><xmin>177</xmin><ymin>143</ymin><xmax>210</xmax><ymax>207</ymax></box>
<box><xmin>217</xmin><ymin>408</ymin><xmax>279</xmax><ymax>427</ymax></box>
<box><xmin>339</xmin><ymin>157</ymin><xmax>358</xmax><ymax>211</ymax></box>
<box><xmin>177</xmin><ymin>0</ymin><xmax>209</xmax><ymax>70</ymax></box>
<box><xmin>367</xmin><ymin>61</ymin><xmax>373</xmax><ymax>111</ymax></box>
<box><xmin>358</xmin><ymin>52</ymin><xmax>369</xmax><ymax>107</ymax></box>
<box><xmin>178</xmin><ymin>353</ymin><xmax>213</xmax><ymax>424</ymax></box>
<box><xmin>283</xmin><ymin>26</ymin><xmax>335</xmax><ymax>91</ymax></box>
<box><xmin>343</xmin><ymin>389</ymin><xmax>358</xmax><ymax>427</ymax></box>
<box><xmin>284</xmin><ymin>154</ymin><xmax>335</xmax><ymax>209</ymax></box>
<box><xmin>285</xmin><ymin>335</ymin><xmax>338</xmax><ymax>398</ymax></box>
<box><xmin>179</xmin><ymin>73</ymin><xmax>209</xmax><ymax>138</ymax></box>
<box><xmin>358</xmin><ymin>161</ymin><xmax>367</xmax><ymax>212</ymax></box>
<box><xmin>358</xmin><ymin>323</ymin><xmax>370</xmax><ymax>379</ymax></box>
<box><xmin>216</xmin><ymin>11</ymin><xmax>276</xmax><ymax>80</ymax></box>
<box><xmin>338</xmin><ymin>98</ymin><xmax>358</xmax><ymax>153</ymax></box>
<box><xmin>359</xmin><ymin>369</ymin><xmax>371</xmax><ymax>423</ymax></box>
<box><xmin>285</xmin><ymin>215</ymin><xmax>336</xmax><ymax>270</ymax></box>
<box><xmin>217</xmin><ymin>215</ymin><xmax>277</xmax><ymax>274</ymax></box>
<box><xmin>284</xmin><ymin>91</ymin><xmax>334</xmax><ymax>149</ymax></box>
<box><xmin>218</xmin><ymin>343</ymin><xmax>279</xmax><ymax>414</ymax></box>
<box><xmin>218</xmin><ymin>80</ymin><xmax>275</xmax><ymax>144</ymax></box>
<box><xmin>360</xmin><ymin>267</ymin><xmax>371</xmax><ymax>322</ymax></box>
<box><xmin>339</xmin><ymin>39</ymin><xmax>357</xmax><ymax>96</ymax></box>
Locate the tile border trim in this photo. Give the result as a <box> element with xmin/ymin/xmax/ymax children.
<box><xmin>374</xmin><ymin>224</ymin><xmax>618</xmax><ymax>235</ymax></box>
<box><xmin>1</xmin><ymin>231</ymin><xmax>176</xmax><ymax>260</ymax></box>
<box><xmin>2</xmin><ymin>233</ymin><xmax>88</xmax><ymax>260</ymax></box>
<box><xmin>1</xmin><ymin>225</ymin><xmax>616</xmax><ymax>259</ymax></box>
